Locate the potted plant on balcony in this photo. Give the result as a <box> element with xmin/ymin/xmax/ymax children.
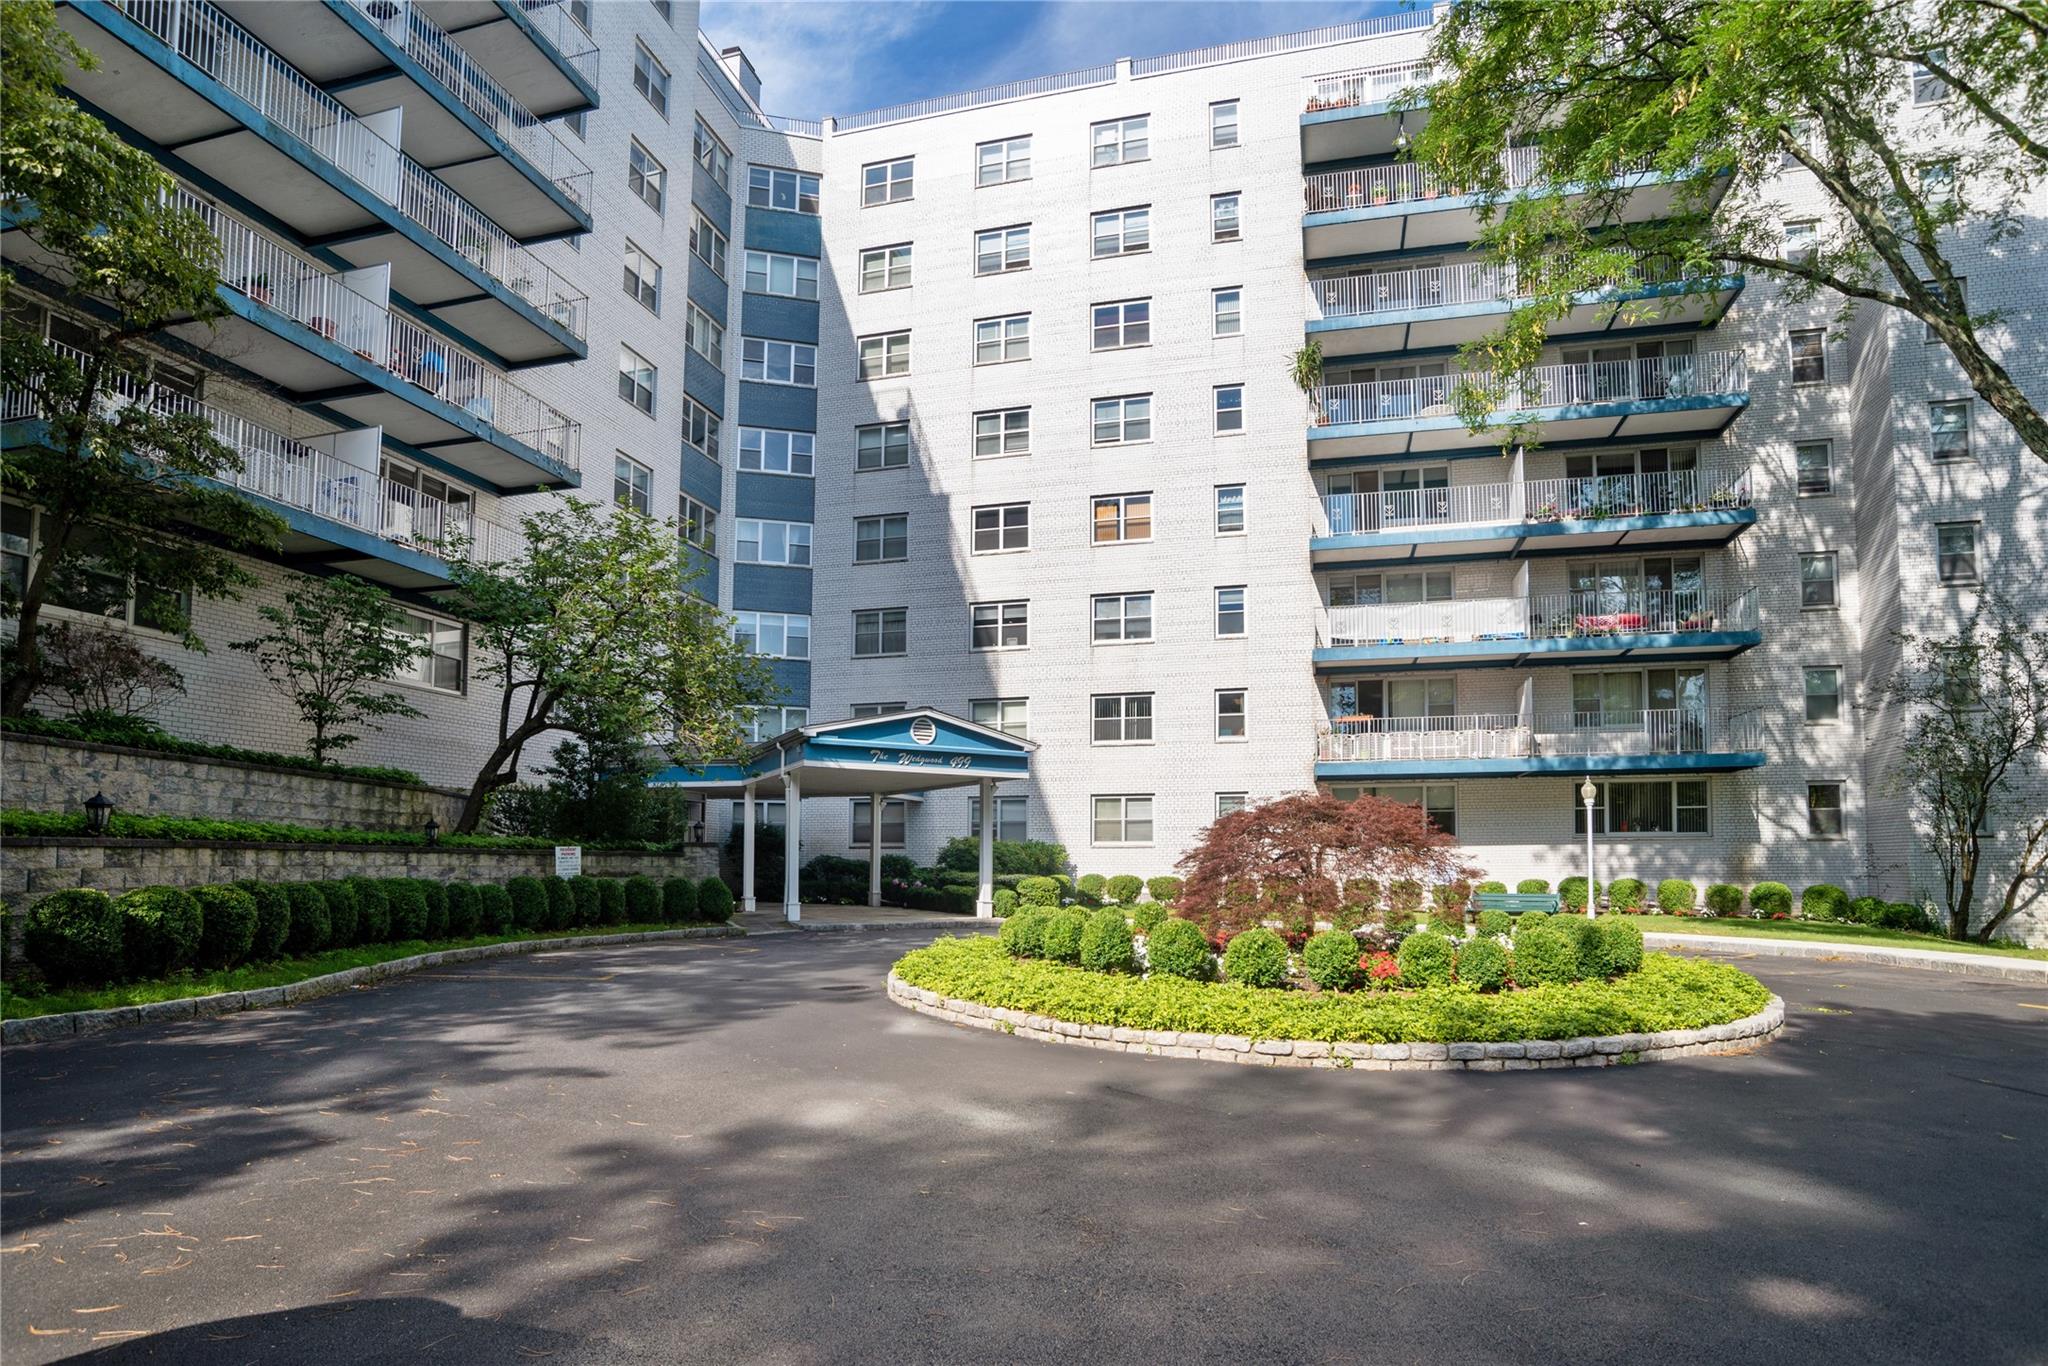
<box><xmin>1533</xmin><ymin>500</ymin><xmax>1562</xmax><ymax>522</ymax></box>
<box><xmin>1371</xmin><ymin>182</ymin><xmax>1392</xmax><ymax>205</ymax></box>
<box><xmin>1291</xmin><ymin>338</ymin><xmax>1325</xmax><ymax>421</ymax></box>
<box><xmin>238</xmin><ymin>273</ymin><xmax>272</xmax><ymax>306</ymax></box>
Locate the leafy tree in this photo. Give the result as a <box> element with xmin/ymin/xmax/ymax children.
<box><xmin>30</xmin><ymin>620</ymin><xmax>183</xmax><ymax>719</ymax></box>
<box><xmin>1876</xmin><ymin>599</ymin><xmax>2048</xmax><ymax>941</ymax></box>
<box><xmin>441</xmin><ymin>497</ymin><xmax>773</xmax><ymax>832</ymax></box>
<box><xmin>0</xmin><ymin>0</ymin><xmax>284</xmax><ymax>713</ymax></box>
<box><xmin>230</xmin><ymin>573</ymin><xmax>426</xmax><ymax>765</ymax></box>
<box><xmin>1410</xmin><ymin>0</ymin><xmax>2048</xmax><ymax>463</ymax></box>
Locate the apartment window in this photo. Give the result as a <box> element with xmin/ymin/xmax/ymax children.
<box><xmin>975</xmin><ymin>408</ymin><xmax>1030</xmax><ymax>458</ymax></box>
<box><xmin>856</xmin><ymin>422</ymin><xmax>910</xmax><ymax>471</ymax></box>
<box><xmin>970</xmin><ymin>697</ymin><xmax>1029</xmax><ymax>738</ymax></box>
<box><xmin>684</xmin><ymin>304</ymin><xmax>723</xmax><ymax>369</ymax></box>
<box><xmin>745</xmin><ymin>706</ymin><xmax>808</xmax><ymax>743</ymax></box>
<box><xmin>1091</xmin><ymin>492</ymin><xmax>1152</xmax><ymax>544</ymax></box>
<box><xmin>1804</xmin><ymin>665</ymin><xmax>1842</xmax><ymax>724</ymax></box>
<box><xmin>853</xmin><ymin>607</ymin><xmax>908</xmax><ymax>657</ymax></box>
<box><xmin>972</xmin><ymin>503</ymin><xmax>1029</xmax><ymax>553</ymax></box>
<box><xmin>1092</xmin><ymin>592</ymin><xmax>1153</xmax><ymax>643</ymax></box>
<box><xmin>742</xmin><ymin>338</ymin><xmax>816</xmax><ymax>387</ymax></box>
<box><xmin>1091</xmin><ymin>394</ymin><xmax>1152</xmax><ymax>446</ymax></box>
<box><xmin>1919</xmin><ymin>160</ymin><xmax>1957</xmax><ymax>204</ymax></box>
<box><xmin>1215</xmin><ymin>793</ymin><xmax>1248</xmax><ymax>818</ymax></box>
<box><xmin>622</xmin><ymin>240</ymin><xmax>661</xmax><ymax>313</ymax></box>
<box><xmin>1909</xmin><ymin>56</ymin><xmax>1949</xmax><ymax>105</ymax></box>
<box><xmin>1212</xmin><ymin>287</ymin><xmax>1242</xmax><ymax>337</ymax></box>
<box><xmin>1215</xmin><ymin>484</ymin><xmax>1245</xmax><ymax>534</ymax></box>
<box><xmin>859</xmin><ymin>243</ymin><xmax>913</xmax><ymax>292</ymax></box>
<box><xmin>1922</xmin><ymin>276</ymin><xmax>1964</xmax><ymax>341</ymax></box>
<box><xmin>735</xmin><ymin>611</ymin><xmax>809</xmax><ymax>659</ymax></box>
<box><xmin>617</xmin><ymin>346</ymin><xmax>656</xmax><ymax>414</ymax></box>
<box><xmin>627</xmin><ymin>139</ymin><xmax>666</xmax><ymax>211</ymax></box>
<box><xmin>681</xmin><ymin>396</ymin><xmax>721</xmax><ymax>459</ymax></box>
<box><xmin>743</xmin><ymin>250</ymin><xmax>819</xmax><ymax>300</ymax></box>
<box><xmin>1091</xmin><ymin>298</ymin><xmax>1150</xmax><ymax>350</ymax></box>
<box><xmin>738</xmin><ymin>427</ymin><xmax>814</xmax><ymax>476</ymax></box>
<box><xmin>1215</xmin><ymin>585</ymin><xmax>1246</xmax><ymax>637</ymax></box>
<box><xmin>1214</xmin><ymin>689</ymin><xmax>1247</xmax><ymax>740</ymax></box>
<box><xmin>1573</xmin><ymin>779</ymin><xmax>1710</xmax><ymax>835</ymax></box>
<box><xmin>1800</xmin><ymin>551</ymin><xmax>1839</xmax><ymax>608</ymax></box>
<box><xmin>1783</xmin><ymin>218</ymin><xmax>1818</xmax><ymax>265</ymax></box>
<box><xmin>974</xmin><ymin>314</ymin><xmax>1030</xmax><ymax>365</ymax></box>
<box><xmin>975</xmin><ymin>225</ymin><xmax>1030</xmax><ymax>274</ymax></box>
<box><xmin>692</xmin><ymin>119</ymin><xmax>730</xmax><ymax>187</ymax></box>
<box><xmin>1214</xmin><ymin>384</ymin><xmax>1244</xmax><ymax>434</ymax></box>
<box><xmin>854</xmin><ymin>514</ymin><xmax>908</xmax><ymax>563</ymax></box>
<box><xmin>631</xmin><ymin>42</ymin><xmax>670</xmax><ymax>117</ymax></box>
<box><xmin>1795</xmin><ymin>440</ymin><xmax>1832</xmax><ymax>495</ymax></box>
<box><xmin>392</xmin><ymin>609</ymin><xmax>466</xmax><ymax>693</ymax></box>
<box><xmin>1091</xmin><ymin>116</ymin><xmax>1149</xmax><ymax>167</ymax></box>
<box><xmin>1091</xmin><ymin>206</ymin><xmax>1150</xmax><ymax>257</ymax></box>
<box><xmin>1210</xmin><ymin>100</ymin><xmax>1240</xmax><ymax>149</ymax></box>
<box><xmin>748</xmin><ymin>166</ymin><xmax>820</xmax><ymax>214</ymax></box>
<box><xmin>1211</xmin><ymin>192</ymin><xmax>1241</xmax><ymax>243</ymax></box>
<box><xmin>679</xmin><ymin>495</ymin><xmax>715</xmax><ymax>552</ymax></box>
<box><xmin>862</xmin><ymin>157</ymin><xmax>913</xmax><ymax>205</ymax></box>
<box><xmin>562</xmin><ymin>109</ymin><xmax>585</xmax><ymax>140</ymax></box>
<box><xmin>732</xmin><ymin>799</ymin><xmax>786</xmax><ymax>830</ymax></box>
<box><xmin>970</xmin><ymin>795</ymin><xmax>1028</xmax><ymax>842</ymax></box>
<box><xmin>1350</xmin><ymin>783</ymin><xmax>1458</xmax><ymax>837</ymax></box>
<box><xmin>1092</xmin><ymin>693</ymin><xmax>1153</xmax><ymax>744</ymax></box>
<box><xmin>4</xmin><ymin>508</ymin><xmax>187</xmax><ymax>634</ymax></box>
<box><xmin>612</xmin><ymin>453</ymin><xmax>652</xmax><ymax>514</ymax></box>
<box><xmin>1789</xmin><ymin>328</ymin><xmax>1827</xmax><ymax>383</ymax></box>
<box><xmin>650</xmin><ymin>0</ymin><xmax>672</xmax><ymax>22</ymax></box>
<box><xmin>1930</xmin><ymin>400</ymin><xmax>1971</xmax><ymax>461</ymax></box>
<box><xmin>850</xmin><ymin>703</ymin><xmax>905</xmax><ymax>718</ymax></box>
<box><xmin>858</xmin><ymin>331</ymin><xmax>911</xmax><ymax>379</ymax></box>
<box><xmin>971</xmin><ymin>600</ymin><xmax>1028</xmax><ymax>650</ymax></box>
<box><xmin>976</xmin><ymin>135</ymin><xmax>1031</xmax><ymax>186</ymax></box>
<box><xmin>1093</xmin><ymin>794</ymin><xmax>1154</xmax><ymax>845</ymax></box>
<box><xmin>736</xmin><ymin>518</ymin><xmax>812</xmax><ymax>567</ymax></box>
<box><xmin>1808</xmin><ymin>782</ymin><xmax>1846</xmax><ymax>837</ymax></box>
<box><xmin>568</xmin><ymin>0</ymin><xmax>590</xmax><ymax>31</ymax></box>
<box><xmin>1936</xmin><ymin>522</ymin><xmax>1979</xmax><ymax>584</ymax></box>
<box><xmin>850</xmin><ymin>798</ymin><xmax>908</xmax><ymax>848</ymax></box>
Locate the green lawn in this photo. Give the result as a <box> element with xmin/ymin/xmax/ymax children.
<box><xmin>1631</xmin><ymin>915</ymin><xmax>2048</xmax><ymax>961</ymax></box>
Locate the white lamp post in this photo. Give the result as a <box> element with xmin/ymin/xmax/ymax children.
<box><xmin>1579</xmin><ymin>777</ymin><xmax>1598</xmax><ymax>918</ymax></box>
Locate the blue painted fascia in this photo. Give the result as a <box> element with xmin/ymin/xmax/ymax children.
<box><xmin>1300</xmin><ymin>97</ymin><xmax>1403</xmax><ymax>130</ymax></box>
<box><xmin>740</xmin><ymin>293</ymin><xmax>819</xmax><ymax>345</ymax></box>
<box><xmin>1312</xmin><ymin>631</ymin><xmax>1763</xmax><ymax>672</ymax></box>
<box><xmin>488</xmin><ymin>0</ymin><xmax>599</xmax><ymax>113</ymax></box>
<box><xmin>1310</xmin><ymin>507</ymin><xmax>1758</xmax><ymax>556</ymax></box>
<box><xmin>1313</xmin><ymin>750</ymin><xmax>1768</xmax><ymax>780</ymax></box>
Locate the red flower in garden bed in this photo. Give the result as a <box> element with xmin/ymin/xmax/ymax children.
<box><xmin>1362</xmin><ymin>950</ymin><xmax>1401</xmax><ymax>982</ymax></box>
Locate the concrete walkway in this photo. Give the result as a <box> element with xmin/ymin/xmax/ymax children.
<box><xmin>741</xmin><ymin>904</ymin><xmax>987</xmax><ymax>933</ymax></box>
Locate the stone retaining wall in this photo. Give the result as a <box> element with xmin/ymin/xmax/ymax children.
<box><xmin>886</xmin><ymin>973</ymin><xmax>1785</xmax><ymax>1071</ymax></box>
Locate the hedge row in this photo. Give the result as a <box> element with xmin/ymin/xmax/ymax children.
<box><xmin>16</xmin><ymin>872</ymin><xmax>734</xmax><ymax>989</ymax></box>
<box><xmin>1474</xmin><ymin>877</ymin><xmax>1931</xmax><ymax>929</ymax></box>
<box><xmin>1</xmin><ymin>807</ymin><xmax>687</xmax><ymax>853</ymax></box>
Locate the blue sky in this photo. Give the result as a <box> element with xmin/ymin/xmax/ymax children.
<box><xmin>697</xmin><ymin>0</ymin><xmax>1414</xmax><ymax>121</ymax></box>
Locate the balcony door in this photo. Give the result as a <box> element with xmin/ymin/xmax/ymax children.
<box><xmin>382</xmin><ymin>458</ymin><xmax>474</xmax><ymax>545</ymax></box>
<box><xmin>1326</xmin><ymin>569</ymin><xmax>1452</xmax><ymax>646</ymax></box>
<box><xmin>1572</xmin><ymin>667</ymin><xmax>1707</xmax><ymax>751</ymax></box>
<box><xmin>1566</xmin><ymin>554</ymin><xmax>1703</xmax><ymax>626</ymax></box>
<box><xmin>1564</xmin><ymin>446</ymin><xmax>1699</xmax><ymax>515</ymax></box>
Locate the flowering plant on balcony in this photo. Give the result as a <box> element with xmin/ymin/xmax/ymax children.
<box><xmin>1533</xmin><ymin>501</ymin><xmax>1562</xmax><ymax>522</ymax></box>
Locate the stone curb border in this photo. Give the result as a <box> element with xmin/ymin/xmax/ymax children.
<box><xmin>2</xmin><ymin>925</ymin><xmax>746</xmax><ymax>1047</ymax></box>
<box><xmin>886</xmin><ymin>973</ymin><xmax>1784</xmax><ymax>1071</ymax></box>
<box><xmin>1644</xmin><ymin>932</ymin><xmax>2048</xmax><ymax>982</ymax></box>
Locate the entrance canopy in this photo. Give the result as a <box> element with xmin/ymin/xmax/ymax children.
<box><xmin>648</xmin><ymin>709</ymin><xmax>1036</xmax><ymax>922</ymax></box>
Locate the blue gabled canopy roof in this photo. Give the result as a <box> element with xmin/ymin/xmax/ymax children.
<box><xmin>647</xmin><ymin>707</ymin><xmax>1036</xmax><ymax>797</ymax></box>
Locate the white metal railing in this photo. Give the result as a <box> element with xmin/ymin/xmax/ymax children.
<box><xmin>111</xmin><ymin>0</ymin><xmax>587</xmax><ymax>338</ymax></box>
<box><xmin>1318</xmin><ymin>466</ymin><xmax>1752</xmax><ymax>535</ymax></box>
<box><xmin>1318</xmin><ymin>586</ymin><xmax>1759</xmax><ymax>646</ymax></box>
<box><xmin>1131</xmin><ymin>10</ymin><xmax>1433</xmax><ymax>76</ymax></box>
<box><xmin>1311</xmin><ymin>351</ymin><xmax>1747</xmax><ymax>427</ymax></box>
<box><xmin>1304</xmin><ymin>146</ymin><xmax>1542</xmax><ymax>212</ymax></box>
<box><xmin>341</xmin><ymin>0</ymin><xmax>592</xmax><ymax>211</ymax></box>
<box><xmin>1317</xmin><ymin>708</ymin><xmax>1757</xmax><ymax>763</ymax></box>
<box><xmin>386</xmin><ymin>312</ymin><xmax>577</xmax><ymax>468</ymax></box>
<box><xmin>507</xmin><ymin>0</ymin><xmax>600</xmax><ymax>89</ymax></box>
<box><xmin>764</xmin><ymin>114</ymin><xmax>825</xmax><ymax>138</ymax></box>
<box><xmin>1306</xmin><ymin>250</ymin><xmax>1701</xmax><ymax>321</ymax></box>
<box><xmin>1303</xmin><ymin>58</ymin><xmax>1433</xmax><ymax>112</ymax></box>
<box><xmin>835</xmin><ymin>63</ymin><xmax>1116</xmax><ymax>130</ymax></box>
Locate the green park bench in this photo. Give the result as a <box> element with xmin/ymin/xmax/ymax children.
<box><xmin>1473</xmin><ymin>892</ymin><xmax>1562</xmax><ymax>915</ymax></box>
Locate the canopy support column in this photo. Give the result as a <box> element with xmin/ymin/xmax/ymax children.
<box><xmin>739</xmin><ymin>780</ymin><xmax>757</xmax><ymax>916</ymax></box>
<box><xmin>976</xmin><ymin>777</ymin><xmax>996</xmax><ymax>919</ymax></box>
<box><xmin>867</xmin><ymin>793</ymin><xmax>883</xmax><ymax>908</ymax></box>
<box><xmin>783</xmin><ymin>769</ymin><xmax>802</xmax><ymax>924</ymax></box>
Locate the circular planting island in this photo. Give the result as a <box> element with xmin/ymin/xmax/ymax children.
<box><xmin>888</xmin><ymin>922</ymin><xmax>1782</xmax><ymax>1071</ymax></box>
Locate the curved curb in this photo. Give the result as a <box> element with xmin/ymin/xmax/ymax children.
<box><xmin>1643</xmin><ymin>932</ymin><xmax>2048</xmax><ymax>982</ymax></box>
<box><xmin>886</xmin><ymin>973</ymin><xmax>1783</xmax><ymax>1071</ymax></box>
<box><xmin>2</xmin><ymin>925</ymin><xmax>746</xmax><ymax>1047</ymax></box>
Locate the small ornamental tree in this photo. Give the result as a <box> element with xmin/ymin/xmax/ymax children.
<box><xmin>230</xmin><ymin>573</ymin><xmax>425</xmax><ymax>765</ymax></box>
<box><xmin>1175</xmin><ymin>792</ymin><xmax>1473</xmax><ymax>940</ymax></box>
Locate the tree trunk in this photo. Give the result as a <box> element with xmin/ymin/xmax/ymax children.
<box><xmin>1948</xmin><ymin>835</ymin><xmax>1980</xmax><ymax>940</ymax></box>
<box><xmin>454</xmin><ymin>720</ymin><xmax>548</xmax><ymax>833</ymax></box>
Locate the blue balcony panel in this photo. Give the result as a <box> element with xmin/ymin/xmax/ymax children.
<box><xmin>686</xmin><ymin>258</ymin><xmax>731</xmax><ymax>322</ymax></box>
<box><xmin>692</xmin><ymin>163</ymin><xmax>734</xmax><ymax>229</ymax></box>
<box><xmin>1312</xmin><ymin>630</ymin><xmax>1763</xmax><ymax>675</ymax></box>
<box><xmin>744</xmin><ymin>208</ymin><xmax>822</xmax><ymax>257</ymax></box>
<box><xmin>682</xmin><ymin>450</ymin><xmax>723</xmax><ymax>511</ymax></box>
<box><xmin>1311</xmin><ymin>508</ymin><xmax>1759</xmax><ymax>568</ymax></box>
<box><xmin>733</xmin><ymin>563</ymin><xmax>812</xmax><ymax>615</ymax></box>
<box><xmin>414</xmin><ymin>0</ymin><xmax>601</xmax><ymax>118</ymax></box>
<box><xmin>739</xmin><ymin>382</ymin><xmax>816</xmax><ymax>431</ymax></box>
<box><xmin>736</xmin><ymin>472</ymin><xmax>815</xmax><ymax>522</ymax></box>
<box><xmin>682</xmin><ymin>351</ymin><xmax>727</xmax><ymax>415</ymax></box>
<box><xmin>741</xmin><ymin>294</ymin><xmax>819</xmax><ymax>346</ymax></box>
<box><xmin>684</xmin><ymin>545</ymin><xmax>719</xmax><ymax>602</ymax></box>
<box><xmin>762</xmin><ymin>657</ymin><xmax>810</xmax><ymax>707</ymax></box>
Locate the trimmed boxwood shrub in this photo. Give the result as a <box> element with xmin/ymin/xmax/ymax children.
<box><xmin>992</xmin><ymin>888</ymin><xmax>1019</xmax><ymax>918</ymax></box>
<box><xmin>543</xmin><ymin>876</ymin><xmax>574</xmax><ymax>930</ymax></box>
<box><xmin>999</xmin><ymin>907</ymin><xmax>1049</xmax><ymax>958</ymax></box>
<box><xmin>24</xmin><ymin>888</ymin><xmax>125</xmax><ymax>986</ymax></box>
<box><xmin>1475</xmin><ymin>909</ymin><xmax>1512</xmax><ymax>938</ymax></box>
<box><xmin>1748</xmin><ymin>882</ymin><xmax>1793</xmax><ymax>917</ymax></box>
<box><xmin>698</xmin><ymin>877</ymin><xmax>736</xmax><ymax>922</ymax></box>
<box><xmin>319</xmin><ymin>881</ymin><xmax>361</xmax><ymax>947</ymax></box>
<box><xmin>1475</xmin><ymin>880</ymin><xmax>1508</xmax><ymax>895</ymax></box>
<box><xmin>1558</xmin><ymin>876</ymin><xmax>1603</xmax><ymax>912</ymax></box>
<box><xmin>282</xmin><ymin>884</ymin><xmax>332</xmax><ymax>956</ymax></box>
<box><xmin>238</xmin><ymin>882</ymin><xmax>291</xmax><ymax>961</ymax></box>
<box><xmin>1562</xmin><ymin>914</ymin><xmax>1602</xmax><ymax>967</ymax></box>
<box><xmin>1131</xmin><ymin>901</ymin><xmax>1167</xmax><ymax>933</ymax></box>
<box><xmin>1042</xmin><ymin>908</ymin><xmax>1088</xmax><ymax>964</ymax></box>
<box><xmin>477</xmin><ymin>883</ymin><xmax>514</xmax><ymax>935</ymax></box>
<box><xmin>1516</xmin><ymin>878</ymin><xmax>1551</xmax><ymax>895</ymax></box>
<box><xmin>1847</xmin><ymin>894</ymin><xmax>1884</xmax><ymax>925</ymax></box>
<box><xmin>1455</xmin><ymin>935</ymin><xmax>1509</xmax><ymax>992</ymax></box>
<box><xmin>350</xmin><ymin>877</ymin><xmax>391</xmax><ymax>943</ymax></box>
<box><xmin>1802</xmin><ymin>884</ymin><xmax>1850</xmax><ymax>921</ymax></box>
<box><xmin>1080</xmin><ymin>907</ymin><xmax>1136</xmax><ymax>973</ymax></box>
<box><xmin>1705</xmin><ymin>883</ymin><xmax>1744</xmax><ymax>917</ymax></box>
<box><xmin>1607</xmin><ymin>878</ymin><xmax>1646</xmax><ymax>913</ymax></box>
<box><xmin>662</xmin><ymin>876</ymin><xmax>698</xmax><ymax>923</ymax></box>
<box><xmin>1395</xmin><ymin>930</ymin><xmax>1455</xmax><ymax>988</ymax></box>
<box><xmin>1017</xmin><ymin>876</ymin><xmax>1061</xmax><ymax>908</ymax></box>
<box><xmin>191</xmin><ymin>885</ymin><xmax>259</xmax><ymax>968</ymax></box>
<box><xmin>1105</xmin><ymin>874</ymin><xmax>1143</xmax><ymax>905</ymax></box>
<box><xmin>418</xmin><ymin>881</ymin><xmax>449</xmax><ymax>939</ymax></box>
<box><xmin>445</xmin><ymin>882</ymin><xmax>481</xmax><ymax>937</ymax></box>
<box><xmin>1586</xmin><ymin>918</ymin><xmax>1646</xmax><ymax>977</ymax></box>
<box><xmin>597</xmin><ymin>878</ymin><xmax>627</xmax><ymax>925</ymax></box>
<box><xmin>1513</xmin><ymin>923</ymin><xmax>1581</xmax><ymax>986</ymax></box>
<box><xmin>624</xmin><ymin>875</ymin><xmax>660</xmax><ymax>923</ymax></box>
<box><xmin>116</xmin><ymin>887</ymin><xmax>203</xmax><ymax>978</ymax></box>
<box><xmin>507</xmin><ymin>876</ymin><xmax>546</xmax><ymax>930</ymax></box>
<box><xmin>1301</xmin><ymin>929</ymin><xmax>1361</xmax><ymax>991</ymax></box>
<box><xmin>1146</xmin><ymin>918</ymin><xmax>1213</xmax><ymax>981</ymax></box>
<box><xmin>1076</xmin><ymin>873</ymin><xmax>1107</xmax><ymax>906</ymax></box>
<box><xmin>381</xmin><ymin>879</ymin><xmax>427</xmax><ymax>941</ymax></box>
<box><xmin>1657</xmin><ymin>879</ymin><xmax>1697</xmax><ymax>913</ymax></box>
<box><xmin>1223</xmin><ymin>927</ymin><xmax>1290</xmax><ymax>988</ymax></box>
<box><xmin>568</xmin><ymin>875</ymin><xmax>602</xmax><ymax>926</ymax></box>
<box><xmin>1885</xmin><ymin>901</ymin><xmax>1935</xmax><ymax>933</ymax></box>
<box><xmin>1426</xmin><ymin>914</ymin><xmax>1464</xmax><ymax>937</ymax></box>
<box><xmin>1145</xmin><ymin>876</ymin><xmax>1182</xmax><ymax>906</ymax></box>
<box><xmin>1512</xmin><ymin>909</ymin><xmax>1552</xmax><ymax>936</ymax></box>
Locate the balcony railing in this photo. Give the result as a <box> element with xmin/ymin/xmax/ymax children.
<box><xmin>1316</xmin><ymin>707</ymin><xmax>1765</xmax><ymax>763</ymax></box>
<box><xmin>1310</xmin><ymin>351</ymin><xmax>1748</xmax><ymax>427</ymax></box>
<box><xmin>1302</xmin><ymin>58</ymin><xmax>1432</xmax><ymax>112</ymax></box>
<box><xmin>111</xmin><ymin>0</ymin><xmax>587</xmax><ymax>338</ymax></box>
<box><xmin>1304</xmin><ymin>146</ymin><xmax>1541</xmax><ymax>213</ymax></box>
<box><xmin>179</xmin><ymin>187</ymin><xmax>580</xmax><ymax>469</ymax></box>
<box><xmin>1307</xmin><ymin>251</ymin><xmax>1703</xmax><ymax>322</ymax></box>
<box><xmin>4</xmin><ymin>340</ymin><xmax>524</xmax><ymax>568</ymax></box>
<box><xmin>507</xmin><ymin>0</ymin><xmax>600</xmax><ymax>89</ymax></box>
<box><xmin>1318</xmin><ymin>466</ymin><xmax>1753</xmax><ymax>536</ymax></box>
<box><xmin>340</xmin><ymin>0</ymin><xmax>591</xmax><ymax>211</ymax></box>
<box><xmin>1319</xmin><ymin>587</ymin><xmax>1761</xmax><ymax>647</ymax></box>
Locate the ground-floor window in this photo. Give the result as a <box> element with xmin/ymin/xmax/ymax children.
<box><xmin>391</xmin><ymin>609</ymin><xmax>466</xmax><ymax>693</ymax></box>
<box><xmin>731</xmin><ymin>800</ymin><xmax>786</xmax><ymax>830</ymax></box>
<box><xmin>1215</xmin><ymin>792</ymin><xmax>1248</xmax><ymax>818</ymax></box>
<box><xmin>1807</xmin><ymin>782</ymin><xmax>1845</xmax><ymax>837</ymax></box>
<box><xmin>1329</xmin><ymin>782</ymin><xmax>1456</xmax><ymax>835</ymax></box>
<box><xmin>850</xmin><ymin>798</ymin><xmax>908</xmax><ymax>848</ymax></box>
<box><xmin>1573</xmin><ymin>778</ymin><xmax>1708</xmax><ymax>835</ymax></box>
<box><xmin>1092</xmin><ymin>794</ymin><xmax>1153</xmax><ymax>846</ymax></box>
<box><xmin>970</xmin><ymin>795</ymin><xmax>1028</xmax><ymax>842</ymax></box>
<box><xmin>3</xmin><ymin>502</ymin><xmax>189</xmax><ymax>634</ymax></box>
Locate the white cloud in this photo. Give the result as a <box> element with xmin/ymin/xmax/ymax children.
<box><xmin>697</xmin><ymin>0</ymin><xmax>947</xmax><ymax>119</ymax></box>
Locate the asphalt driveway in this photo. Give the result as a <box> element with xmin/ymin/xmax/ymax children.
<box><xmin>2</xmin><ymin>930</ymin><xmax>2042</xmax><ymax>1365</ymax></box>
